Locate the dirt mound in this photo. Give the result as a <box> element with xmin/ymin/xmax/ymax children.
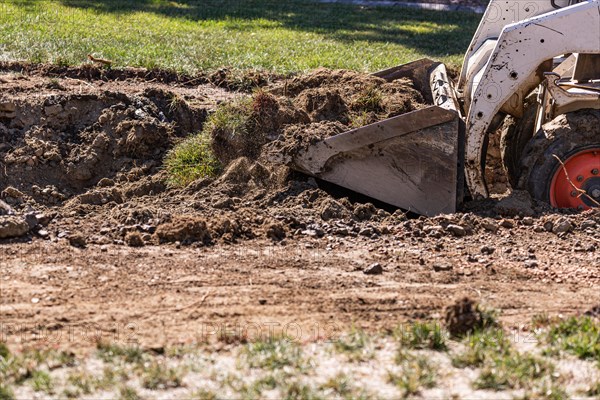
<box><xmin>207</xmin><ymin>68</ymin><xmax>426</xmax><ymax>167</ymax></box>
<box><xmin>1</xmin><ymin>64</ymin><xmax>598</xmax><ymax>271</ymax></box>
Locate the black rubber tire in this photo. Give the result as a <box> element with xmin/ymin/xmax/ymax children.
<box><xmin>499</xmin><ymin>94</ymin><xmax>538</xmax><ymax>188</ymax></box>
<box><xmin>517</xmin><ymin>109</ymin><xmax>600</xmax><ymax>205</ymax></box>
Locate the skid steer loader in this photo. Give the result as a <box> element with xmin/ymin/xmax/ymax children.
<box><xmin>288</xmin><ymin>0</ymin><xmax>600</xmax><ymax>216</ymax></box>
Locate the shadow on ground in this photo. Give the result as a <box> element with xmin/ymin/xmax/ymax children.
<box><xmin>46</xmin><ymin>0</ymin><xmax>480</xmax><ymax>57</ymax></box>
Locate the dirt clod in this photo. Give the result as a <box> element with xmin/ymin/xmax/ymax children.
<box><xmin>445</xmin><ymin>297</ymin><xmax>488</xmax><ymax>337</ymax></box>
<box><xmin>0</xmin><ymin>216</ymin><xmax>29</xmax><ymax>238</ymax></box>
<box><xmin>156</xmin><ymin>217</ymin><xmax>211</xmax><ymax>245</ymax></box>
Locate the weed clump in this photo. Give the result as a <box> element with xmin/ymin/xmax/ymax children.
<box><xmin>164</xmin><ymin>132</ymin><xmax>222</xmax><ymax>187</ymax></box>
<box><xmin>542</xmin><ymin>316</ymin><xmax>600</xmax><ymax>362</ymax></box>
<box><xmin>396</xmin><ymin>321</ymin><xmax>448</xmax><ymax>351</ymax></box>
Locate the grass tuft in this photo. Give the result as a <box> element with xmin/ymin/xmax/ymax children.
<box><xmin>452</xmin><ymin>328</ymin><xmax>511</xmax><ymax>368</ymax></box>
<box><xmin>542</xmin><ymin>316</ymin><xmax>600</xmax><ymax>363</ymax></box>
<box><xmin>118</xmin><ymin>385</ymin><xmax>140</xmax><ymax>400</ymax></box>
<box><xmin>388</xmin><ymin>354</ymin><xmax>436</xmax><ymax>398</ymax></box>
<box><xmin>242</xmin><ymin>337</ymin><xmax>307</xmax><ymax>371</ymax></box>
<box><xmin>140</xmin><ymin>360</ymin><xmax>184</xmax><ymax>390</ymax></box>
<box><xmin>333</xmin><ymin>328</ymin><xmax>374</xmax><ymax>362</ymax></box>
<box><xmin>475</xmin><ymin>352</ymin><xmax>553</xmax><ymax>391</ymax></box>
<box><xmin>397</xmin><ymin>321</ymin><xmax>448</xmax><ymax>351</ymax></box>
<box><xmin>164</xmin><ymin>131</ymin><xmax>222</xmax><ymax>186</ymax></box>
<box><xmin>30</xmin><ymin>370</ymin><xmax>54</xmax><ymax>394</ymax></box>
<box><xmin>96</xmin><ymin>341</ymin><xmax>144</xmax><ymax>364</ymax></box>
<box><xmin>0</xmin><ymin>385</ymin><xmax>14</xmax><ymax>400</ymax></box>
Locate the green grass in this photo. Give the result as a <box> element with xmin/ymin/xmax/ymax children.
<box><xmin>0</xmin><ymin>385</ymin><xmax>14</xmax><ymax>400</ymax></box>
<box><xmin>30</xmin><ymin>370</ymin><xmax>54</xmax><ymax>394</ymax></box>
<box><xmin>332</xmin><ymin>328</ymin><xmax>374</xmax><ymax>362</ymax></box>
<box><xmin>475</xmin><ymin>352</ymin><xmax>553</xmax><ymax>391</ymax></box>
<box><xmin>96</xmin><ymin>341</ymin><xmax>144</xmax><ymax>364</ymax></box>
<box><xmin>242</xmin><ymin>337</ymin><xmax>307</xmax><ymax>371</ymax></box>
<box><xmin>0</xmin><ymin>0</ymin><xmax>480</xmax><ymax>74</ymax></box>
<box><xmin>164</xmin><ymin>131</ymin><xmax>222</xmax><ymax>186</ymax></box>
<box><xmin>542</xmin><ymin>316</ymin><xmax>600</xmax><ymax>363</ymax></box>
<box><xmin>388</xmin><ymin>354</ymin><xmax>437</xmax><ymax>397</ymax></box>
<box><xmin>140</xmin><ymin>360</ymin><xmax>184</xmax><ymax>390</ymax></box>
<box><xmin>396</xmin><ymin>321</ymin><xmax>448</xmax><ymax>351</ymax></box>
<box><xmin>451</xmin><ymin>328</ymin><xmax>511</xmax><ymax>368</ymax></box>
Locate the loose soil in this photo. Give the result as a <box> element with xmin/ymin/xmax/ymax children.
<box><xmin>0</xmin><ymin>64</ymin><xmax>598</xmax><ymax>352</ymax></box>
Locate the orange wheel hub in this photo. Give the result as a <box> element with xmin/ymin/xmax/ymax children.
<box><xmin>550</xmin><ymin>148</ymin><xmax>600</xmax><ymax>210</ymax></box>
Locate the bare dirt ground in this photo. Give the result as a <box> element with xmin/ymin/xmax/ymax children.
<box><xmin>0</xmin><ymin>63</ymin><xmax>599</xmax><ymax>355</ymax></box>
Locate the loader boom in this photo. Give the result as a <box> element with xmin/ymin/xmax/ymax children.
<box><xmin>462</xmin><ymin>0</ymin><xmax>600</xmax><ymax>199</ymax></box>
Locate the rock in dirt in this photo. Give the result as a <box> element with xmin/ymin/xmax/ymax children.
<box><xmin>364</xmin><ymin>263</ymin><xmax>383</xmax><ymax>275</ymax></box>
<box><xmin>552</xmin><ymin>218</ymin><xmax>573</xmax><ymax>234</ymax></box>
<box><xmin>0</xmin><ymin>200</ymin><xmax>14</xmax><ymax>216</ymax></box>
<box><xmin>0</xmin><ymin>216</ymin><xmax>29</xmax><ymax>238</ymax></box>
<box><xmin>68</xmin><ymin>234</ymin><xmax>87</xmax><ymax>248</ymax></box>
<box><xmin>156</xmin><ymin>217</ymin><xmax>211</xmax><ymax>245</ymax></box>
<box><xmin>446</xmin><ymin>224</ymin><xmax>466</xmax><ymax>237</ymax></box>
<box><xmin>264</xmin><ymin>220</ymin><xmax>286</xmax><ymax>241</ymax></box>
<box><xmin>320</xmin><ymin>199</ymin><xmax>350</xmax><ymax>221</ymax></box>
<box><xmin>444</xmin><ymin>297</ymin><xmax>492</xmax><ymax>337</ymax></box>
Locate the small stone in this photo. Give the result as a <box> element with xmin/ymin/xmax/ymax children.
<box><xmin>524</xmin><ymin>260</ymin><xmax>539</xmax><ymax>268</ymax></box>
<box><xmin>581</xmin><ymin>220</ymin><xmax>597</xmax><ymax>230</ymax></box>
<box><xmin>0</xmin><ymin>200</ymin><xmax>14</xmax><ymax>216</ymax></box>
<box><xmin>359</xmin><ymin>227</ymin><xmax>374</xmax><ymax>237</ymax></box>
<box><xmin>31</xmin><ymin>297</ymin><xmax>40</xmax><ymax>304</ymax></box>
<box><xmin>24</xmin><ymin>213</ymin><xmax>38</xmax><ymax>229</ymax></box>
<box><xmin>97</xmin><ymin>178</ymin><xmax>114</xmax><ymax>187</ymax></box>
<box><xmin>481</xmin><ymin>220</ymin><xmax>499</xmax><ymax>233</ymax></box>
<box><xmin>2</xmin><ymin>186</ymin><xmax>25</xmax><ymax>199</ymax></box>
<box><xmin>552</xmin><ymin>218</ymin><xmax>572</xmax><ymax>234</ymax></box>
<box><xmin>364</xmin><ymin>263</ymin><xmax>383</xmax><ymax>275</ymax></box>
<box><xmin>447</xmin><ymin>224</ymin><xmax>466</xmax><ymax>237</ymax></box>
<box><xmin>480</xmin><ymin>245</ymin><xmax>495</xmax><ymax>255</ymax></box>
<box><xmin>37</xmin><ymin>229</ymin><xmax>49</xmax><ymax>239</ymax></box>
<box><xmin>0</xmin><ymin>216</ymin><xmax>29</xmax><ymax>238</ymax></box>
<box><xmin>522</xmin><ymin>217</ymin><xmax>534</xmax><ymax>226</ymax></box>
<box><xmin>433</xmin><ymin>264</ymin><xmax>453</xmax><ymax>272</ymax></box>
<box><xmin>258</xmin><ymin>299</ymin><xmax>267</xmax><ymax>305</ymax></box>
<box><xmin>543</xmin><ymin>221</ymin><xmax>554</xmax><ymax>232</ymax></box>
<box><xmin>68</xmin><ymin>234</ymin><xmax>87</xmax><ymax>248</ymax></box>
<box><xmin>499</xmin><ymin>219</ymin><xmax>515</xmax><ymax>229</ymax></box>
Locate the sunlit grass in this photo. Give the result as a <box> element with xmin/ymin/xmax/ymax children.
<box><xmin>0</xmin><ymin>0</ymin><xmax>480</xmax><ymax>74</ymax></box>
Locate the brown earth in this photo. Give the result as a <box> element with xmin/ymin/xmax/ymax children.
<box><xmin>0</xmin><ymin>64</ymin><xmax>598</xmax><ymax>352</ymax></box>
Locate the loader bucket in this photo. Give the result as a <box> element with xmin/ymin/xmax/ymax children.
<box><xmin>289</xmin><ymin>59</ymin><xmax>464</xmax><ymax>216</ymax></box>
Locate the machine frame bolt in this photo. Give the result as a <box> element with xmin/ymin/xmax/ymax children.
<box><xmin>571</xmin><ymin>191</ymin><xmax>578</xmax><ymax>197</ymax></box>
<box><xmin>577</xmin><ymin>175</ymin><xmax>584</xmax><ymax>182</ymax></box>
<box><xmin>592</xmin><ymin>169</ymin><xmax>599</xmax><ymax>175</ymax></box>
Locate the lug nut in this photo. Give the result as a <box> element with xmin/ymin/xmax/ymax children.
<box><xmin>592</xmin><ymin>169</ymin><xmax>599</xmax><ymax>175</ymax></box>
<box><xmin>577</xmin><ymin>175</ymin><xmax>584</xmax><ymax>182</ymax></box>
<box><xmin>592</xmin><ymin>189</ymin><xmax>600</xmax><ymax>199</ymax></box>
<box><xmin>571</xmin><ymin>191</ymin><xmax>578</xmax><ymax>197</ymax></box>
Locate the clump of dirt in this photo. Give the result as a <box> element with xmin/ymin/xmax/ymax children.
<box><xmin>204</xmin><ymin>68</ymin><xmax>426</xmax><ymax>167</ymax></box>
<box><xmin>155</xmin><ymin>217</ymin><xmax>211</xmax><ymax>245</ymax></box>
<box><xmin>444</xmin><ymin>297</ymin><xmax>497</xmax><ymax>337</ymax></box>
